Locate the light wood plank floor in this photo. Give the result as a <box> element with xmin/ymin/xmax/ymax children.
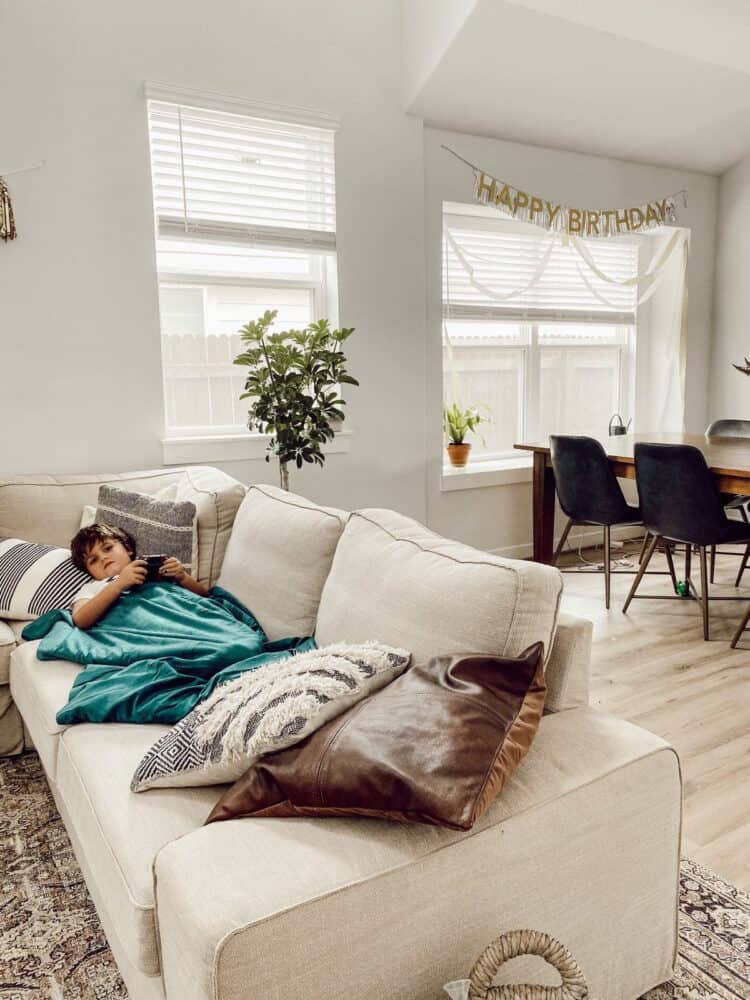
<box><xmin>558</xmin><ymin>538</ymin><xmax>750</xmax><ymax>892</ymax></box>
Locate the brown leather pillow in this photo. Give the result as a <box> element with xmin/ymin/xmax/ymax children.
<box><xmin>206</xmin><ymin>642</ymin><xmax>545</xmax><ymax>831</ymax></box>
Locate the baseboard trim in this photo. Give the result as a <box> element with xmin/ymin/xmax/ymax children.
<box><xmin>490</xmin><ymin>524</ymin><xmax>645</xmax><ymax>560</ymax></box>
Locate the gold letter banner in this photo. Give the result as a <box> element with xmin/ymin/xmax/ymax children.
<box><xmin>473</xmin><ymin>169</ymin><xmax>683</xmax><ymax>238</ymax></box>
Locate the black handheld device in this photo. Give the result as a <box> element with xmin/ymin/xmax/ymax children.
<box><xmin>141</xmin><ymin>554</ymin><xmax>168</xmax><ymax>581</ymax></box>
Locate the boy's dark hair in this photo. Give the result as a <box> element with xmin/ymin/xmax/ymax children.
<box><xmin>70</xmin><ymin>523</ymin><xmax>137</xmax><ymax>573</ymax></box>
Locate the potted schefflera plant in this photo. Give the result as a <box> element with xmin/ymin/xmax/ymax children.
<box><xmin>443</xmin><ymin>403</ymin><xmax>484</xmax><ymax>468</ymax></box>
<box><xmin>234</xmin><ymin>309</ymin><xmax>358</xmax><ymax>491</ymax></box>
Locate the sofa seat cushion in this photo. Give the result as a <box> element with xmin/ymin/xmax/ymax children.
<box><xmin>56</xmin><ymin>724</ymin><xmax>223</xmax><ymax>976</ymax></box>
<box><xmin>316</xmin><ymin>509</ymin><xmax>563</xmax><ymax>668</ymax></box>
<box><xmin>154</xmin><ymin>710</ymin><xmax>681</xmax><ymax>1000</ymax></box>
<box><xmin>0</xmin><ymin>619</ymin><xmax>16</xmax><ymax>685</ymax></box>
<box><xmin>9</xmin><ymin>639</ymin><xmax>80</xmax><ymax>777</ymax></box>
<box><xmin>217</xmin><ymin>484</ymin><xmax>348</xmax><ymax>640</ymax></box>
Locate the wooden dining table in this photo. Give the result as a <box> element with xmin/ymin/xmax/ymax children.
<box><xmin>514</xmin><ymin>432</ymin><xmax>750</xmax><ymax>564</ymax></box>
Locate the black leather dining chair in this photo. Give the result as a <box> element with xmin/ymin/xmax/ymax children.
<box><xmin>623</xmin><ymin>443</ymin><xmax>750</xmax><ymax>640</ymax></box>
<box><xmin>705</xmin><ymin>418</ymin><xmax>750</xmax><ymax>584</ymax></box>
<box><xmin>550</xmin><ymin>435</ymin><xmax>643</xmax><ymax>609</ymax></box>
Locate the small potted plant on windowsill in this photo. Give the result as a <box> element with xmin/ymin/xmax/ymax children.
<box><xmin>443</xmin><ymin>404</ymin><xmax>485</xmax><ymax>468</ymax></box>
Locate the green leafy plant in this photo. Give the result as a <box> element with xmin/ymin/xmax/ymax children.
<box><xmin>443</xmin><ymin>403</ymin><xmax>485</xmax><ymax>446</ymax></box>
<box><xmin>234</xmin><ymin>310</ymin><xmax>358</xmax><ymax>490</ymax></box>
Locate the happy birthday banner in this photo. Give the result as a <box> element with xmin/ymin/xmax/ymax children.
<box><xmin>474</xmin><ymin>170</ymin><xmax>683</xmax><ymax>238</ymax></box>
<box><xmin>443</xmin><ymin>146</ymin><xmax>686</xmax><ymax>239</ymax></box>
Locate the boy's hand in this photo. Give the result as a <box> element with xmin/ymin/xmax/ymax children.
<box><xmin>160</xmin><ymin>557</ymin><xmax>187</xmax><ymax>582</ymax></box>
<box><xmin>117</xmin><ymin>560</ymin><xmax>148</xmax><ymax>590</ymax></box>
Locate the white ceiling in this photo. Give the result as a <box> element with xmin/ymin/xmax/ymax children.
<box><xmin>404</xmin><ymin>0</ymin><xmax>750</xmax><ymax>174</ymax></box>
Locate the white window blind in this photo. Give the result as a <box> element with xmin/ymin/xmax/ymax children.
<box><xmin>147</xmin><ymin>99</ymin><xmax>337</xmax><ymax>252</ymax></box>
<box><xmin>145</xmin><ymin>91</ymin><xmax>339</xmax><ymax>441</ymax></box>
<box><xmin>444</xmin><ymin>216</ymin><xmax>638</xmax><ymax>324</ymax></box>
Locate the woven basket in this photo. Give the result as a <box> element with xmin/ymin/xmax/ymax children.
<box><xmin>466</xmin><ymin>929</ymin><xmax>589</xmax><ymax>1000</ymax></box>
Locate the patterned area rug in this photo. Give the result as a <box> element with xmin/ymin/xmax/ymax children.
<box><xmin>0</xmin><ymin>752</ymin><xmax>127</xmax><ymax>999</ymax></box>
<box><xmin>1</xmin><ymin>751</ymin><xmax>748</xmax><ymax>999</ymax></box>
<box><xmin>642</xmin><ymin>856</ymin><xmax>750</xmax><ymax>1000</ymax></box>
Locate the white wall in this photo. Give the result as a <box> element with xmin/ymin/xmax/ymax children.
<box><xmin>401</xmin><ymin>0</ymin><xmax>479</xmax><ymax>108</ymax></box>
<box><xmin>0</xmin><ymin>1</ymin><xmax>721</xmax><ymax>555</ymax></box>
<box><xmin>0</xmin><ymin>0</ymin><xmax>427</xmax><ymax>518</ymax></box>
<box><xmin>709</xmin><ymin>153</ymin><xmax>750</xmax><ymax>423</ymax></box>
<box><xmin>424</xmin><ymin>127</ymin><xmax>719</xmax><ymax>553</ymax></box>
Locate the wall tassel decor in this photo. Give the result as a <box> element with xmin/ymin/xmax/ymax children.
<box><xmin>0</xmin><ymin>178</ymin><xmax>17</xmax><ymax>241</ymax></box>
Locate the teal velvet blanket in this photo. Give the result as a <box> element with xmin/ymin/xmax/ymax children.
<box><xmin>22</xmin><ymin>583</ymin><xmax>314</xmax><ymax>725</ymax></box>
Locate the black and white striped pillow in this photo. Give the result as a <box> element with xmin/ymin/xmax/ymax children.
<box><xmin>0</xmin><ymin>539</ymin><xmax>90</xmax><ymax>620</ymax></box>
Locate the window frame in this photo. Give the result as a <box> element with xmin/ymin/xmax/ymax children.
<box><xmin>144</xmin><ymin>85</ymin><xmax>342</xmax><ymax>457</ymax></box>
<box><xmin>442</xmin><ymin>207</ymin><xmax>641</xmax><ymax>470</ymax></box>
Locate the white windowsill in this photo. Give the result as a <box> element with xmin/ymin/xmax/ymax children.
<box><xmin>162</xmin><ymin>430</ymin><xmax>352</xmax><ymax>466</ymax></box>
<box><xmin>441</xmin><ymin>455</ymin><xmax>532</xmax><ymax>491</ymax></box>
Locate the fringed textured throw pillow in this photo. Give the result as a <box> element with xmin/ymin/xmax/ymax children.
<box><xmin>131</xmin><ymin>641</ymin><xmax>411</xmax><ymax>791</ymax></box>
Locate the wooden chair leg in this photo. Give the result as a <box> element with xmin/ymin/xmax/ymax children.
<box><xmin>664</xmin><ymin>543</ymin><xmax>679</xmax><ymax>594</ymax></box>
<box><xmin>552</xmin><ymin>518</ymin><xmax>574</xmax><ymax>566</ymax></box>
<box><xmin>637</xmin><ymin>531</ymin><xmax>650</xmax><ymax>564</ymax></box>
<box><xmin>731</xmin><ymin>601</ymin><xmax>750</xmax><ymax>648</ymax></box>
<box><xmin>699</xmin><ymin>547</ymin><xmax>710</xmax><ymax>641</ymax></box>
<box><xmin>623</xmin><ymin>533</ymin><xmax>658</xmax><ymax>613</ymax></box>
<box><xmin>710</xmin><ymin>544</ymin><xmax>716</xmax><ymax>584</ymax></box>
<box><xmin>685</xmin><ymin>544</ymin><xmax>692</xmax><ymax>584</ymax></box>
<box><xmin>603</xmin><ymin>525</ymin><xmax>611</xmax><ymax>610</ymax></box>
<box><xmin>735</xmin><ymin>543</ymin><xmax>750</xmax><ymax>588</ymax></box>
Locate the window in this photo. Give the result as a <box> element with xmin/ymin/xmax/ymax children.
<box><xmin>146</xmin><ymin>91</ymin><xmax>338</xmax><ymax>438</ymax></box>
<box><xmin>443</xmin><ymin>210</ymin><xmax>638</xmax><ymax>462</ymax></box>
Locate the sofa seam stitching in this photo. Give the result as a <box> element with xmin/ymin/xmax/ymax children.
<box><xmin>250</xmin><ymin>484</ymin><xmax>347</xmax><ymax>527</ymax></box>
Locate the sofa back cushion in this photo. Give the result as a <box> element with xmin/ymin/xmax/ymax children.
<box><xmin>316</xmin><ymin>509</ymin><xmax>563</xmax><ymax>667</ymax></box>
<box><xmin>217</xmin><ymin>485</ymin><xmax>348</xmax><ymax>641</ymax></box>
<box><xmin>0</xmin><ymin>467</ymin><xmax>245</xmax><ymax>588</ymax></box>
<box><xmin>174</xmin><ymin>468</ymin><xmax>246</xmax><ymax>586</ymax></box>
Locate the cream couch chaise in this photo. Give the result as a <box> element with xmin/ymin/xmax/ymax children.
<box><xmin>2</xmin><ymin>468</ymin><xmax>682</xmax><ymax>1000</ymax></box>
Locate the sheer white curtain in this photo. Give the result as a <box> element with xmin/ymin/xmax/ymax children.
<box><xmin>444</xmin><ymin>216</ymin><xmax>689</xmax><ymax>438</ymax></box>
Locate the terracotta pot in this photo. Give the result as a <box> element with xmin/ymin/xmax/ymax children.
<box><xmin>447</xmin><ymin>443</ymin><xmax>471</xmax><ymax>468</ymax></box>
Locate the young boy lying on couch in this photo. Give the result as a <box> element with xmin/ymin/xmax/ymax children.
<box><xmin>70</xmin><ymin>524</ymin><xmax>209</xmax><ymax>629</ymax></box>
<box><xmin>21</xmin><ymin>523</ymin><xmax>313</xmax><ymax>726</ymax></box>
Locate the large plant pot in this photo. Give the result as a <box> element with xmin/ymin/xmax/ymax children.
<box><xmin>447</xmin><ymin>443</ymin><xmax>471</xmax><ymax>468</ymax></box>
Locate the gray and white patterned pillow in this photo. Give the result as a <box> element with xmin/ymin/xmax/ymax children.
<box><xmin>96</xmin><ymin>485</ymin><xmax>197</xmax><ymax>572</ymax></box>
<box><xmin>131</xmin><ymin>641</ymin><xmax>411</xmax><ymax>791</ymax></box>
<box><xmin>0</xmin><ymin>538</ymin><xmax>90</xmax><ymax>620</ymax></box>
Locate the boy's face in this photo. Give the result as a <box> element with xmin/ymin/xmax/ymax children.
<box><xmin>83</xmin><ymin>537</ymin><xmax>133</xmax><ymax>580</ymax></box>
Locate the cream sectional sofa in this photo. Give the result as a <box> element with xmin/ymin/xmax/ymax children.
<box><xmin>2</xmin><ymin>467</ymin><xmax>682</xmax><ymax>1000</ymax></box>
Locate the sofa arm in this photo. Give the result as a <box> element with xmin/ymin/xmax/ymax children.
<box><xmin>544</xmin><ymin>611</ymin><xmax>592</xmax><ymax>712</ymax></box>
<box><xmin>153</xmin><ymin>710</ymin><xmax>681</xmax><ymax>1000</ymax></box>
<box><xmin>0</xmin><ymin>689</ymin><xmax>23</xmax><ymax>756</ymax></box>
<box><xmin>0</xmin><ymin>621</ymin><xmax>22</xmax><ymax>757</ymax></box>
